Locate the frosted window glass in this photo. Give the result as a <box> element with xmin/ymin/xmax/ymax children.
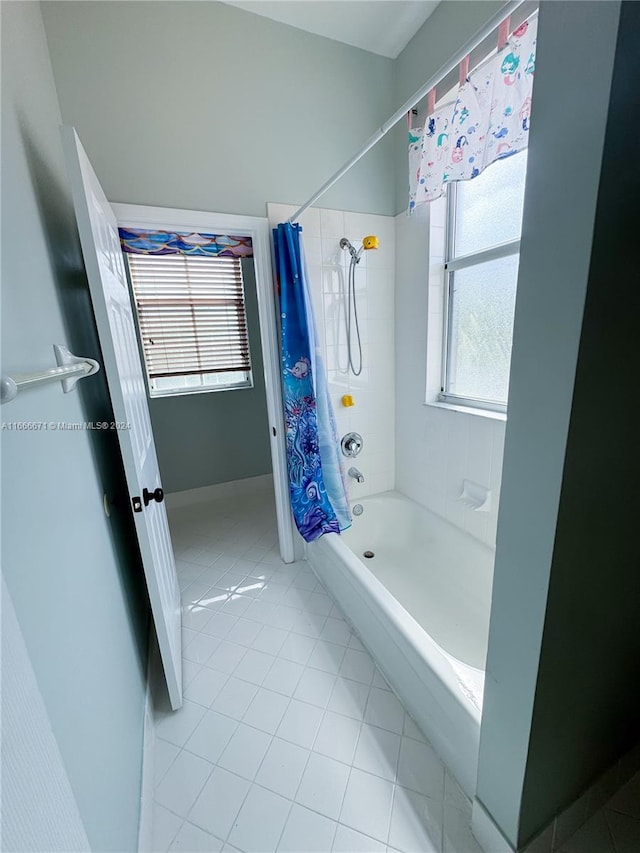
<box><xmin>454</xmin><ymin>151</ymin><xmax>528</xmax><ymax>257</ymax></box>
<box><xmin>448</xmin><ymin>254</ymin><xmax>519</xmax><ymax>404</ymax></box>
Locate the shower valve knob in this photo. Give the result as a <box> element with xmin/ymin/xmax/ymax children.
<box><xmin>341</xmin><ymin>432</ymin><xmax>363</xmax><ymax>458</ymax></box>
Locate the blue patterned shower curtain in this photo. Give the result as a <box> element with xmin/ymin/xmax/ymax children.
<box><xmin>273</xmin><ymin>223</ymin><xmax>351</xmax><ymax>542</ymax></box>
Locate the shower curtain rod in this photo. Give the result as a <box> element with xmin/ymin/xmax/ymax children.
<box><xmin>289</xmin><ymin>0</ymin><xmax>526</xmax><ymax>223</ymax></box>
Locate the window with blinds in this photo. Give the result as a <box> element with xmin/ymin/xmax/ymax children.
<box><xmin>125</xmin><ymin>253</ymin><xmax>252</xmax><ymax>397</ymax></box>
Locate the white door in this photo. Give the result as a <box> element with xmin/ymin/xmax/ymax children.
<box><xmin>62</xmin><ymin>127</ymin><xmax>182</xmax><ymax>709</ymax></box>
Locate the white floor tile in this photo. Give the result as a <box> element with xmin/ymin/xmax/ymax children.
<box><xmin>184</xmin><ymin>633</ymin><xmax>222</xmax><ymax>666</ymax></box>
<box><xmin>255</xmin><ymin>737</ymin><xmax>310</xmax><ymax>800</ymax></box>
<box><xmin>327</xmin><ymin>677</ymin><xmax>370</xmax><ymax>720</ymax></box>
<box><xmin>198</xmin><ymin>589</ymin><xmax>230</xmax><ymax>612</ymax></box>
<box><xmin>307</xmin><ymin>591</ymin><xmax>334</xmax><ymax>616</ymax></box>
<box><xmin>279</xmin><ymin>633</ymin><xmax>317</xmax><ymax>665</ymax></box>
<box><xmin>182</xmin><ymin>660</ymin><xmax>203</xmax><ymax>688</ymax></box>
<box><xmin>296</xmin><ymin>752</ymin><xmax>350</xmax><ymax>820</ymax></box>
<box><xmin>234</xmin><ymin>649</ymin><xmax>277</xmax><ymax>686</ymax></box>
<box><xmin>278</xmin><ymin>804</ymin><xmax>337</xmax><ymax>852</ymax></box>
<box><xmin>169</xmin><ymin>820</ymin><xmax>224</xmax><ymax>852</ymax></box>
<box><xmin>339</xmin><ymin>649</ymin><xmax>375</xmax><ymax>685</ymax></box>
<box><xmin>152</xmin><ymin>803</ymin><xmax>183</xmax><ymax>852</ymax></box>
<box><xmin>291</xmin><ymin>570</ymin><xmax>317</xmax><ymax>590</ymax></box>
<box><xmin>332</xmin><ymin>823</ymin><xmax>386</xmax><ymax>853</ymax></box>
<box><xmin>203</xmin><ymin>612</ymin><xmax>239</xmax><ymax>640</ymax></box>
<box><xmin>314</xmin><ymin>711</ymin><xmax>361</xmax><ymax>765</ymax></box>
<box><xmin>185</xmin><ymin>710</ymin><xmax>238</xmax><ymax>764</ymax></box>
<box><xmin>320</xmin><ymin>618</ymin><xmax>353</xmax><ymax>647</ymax></box>
<box><xmin>218</xmin><ymin>571</ymin><xmax>246</xmax><ymax>592</ymax></box>
<box><xmin>276</xmin><ymin>699</ymin><xmax>324</xmax><ymax>749</ymax></box>
<box><xmin>259</xmin><ymin>581</ymin><xmax>289</xmax><ymax>604</ymax></box>
<box><xmin>217</xmin><ymin>723</ymin><xmax>272</xmax><ymax>781</ymax></box>
<box><xmin>389</xmin><ymin>786</ymin><xmax>442</xmax><ymax>853</ymax></box>
<box><xmin>348</xmin><ymin>635</ymin><xmax>366</xmax><ymax>653</ymax></box>
<box><xmin>223</xmin><ymin>595</ymin><xmax>254</xmax><ymax>619</ymax></box>
<box><xmin>189</xmin><ymin>767</ymin><xmax>251</xmax><ymax>841</ymax></box>
<box><xmin>403</xmin><ymin>714</ymin><xmax>426</xmax><ymax>743</ymax></box>
<box><xmin>184</xmin><ymin>667</ymin><xmax>229</xmax><ymax>708</ymax></box>
<box><xmin>245</xmin><ymin>599</ymin><xmax>280</xmax><ymax>627</ymax></box>
<box><xmin>226</xmin><ymin>618</ymin><xmax>263</xmax><ymax>648</ymax></box>
<box><xmin>252</xmin><ymin>626</ymin><xmax>288</xmax><ymax>656</ymax></box>
<box><xmin>604</xmin><ymin>810</ymin><xmax>640</xmax><ymax>853</ymax></box>
<box><xmin>353</xmin><ymin>724</ymin><xmax>401</xmax><ymax>782</ymax></box>
<box><xmin>293</xmin><ymin>667</ymin><xmax>336</xmax><ymax>709</ymax></box>
<box><xmin>156</xmin><ymin>700</ymin><xmax>207</xmax><ymax>747</ymax></box>
<box><xmin>207</xmin><ymin>641</ymin><xmax>248</xmax><ymax>675</ymax></box>
<box><xmin>183</xmin><ymin>606</ymin><xmax>217</xmax><ymax>632</ymax></box>
<box><xmin>182</xmin><ymin>626</ymin><xmax>199</xmax><ymax>649</ymax></box>
<box><xmin>211</xmin><ymin>676</ymin><xmax>259</xmax><ymax>721</ymax></box>
<box><xmin>396</xmin><ymin>737</ymin><xmax>445</xmax><ymax>800</ymax></box>
<box><xmin>292</xmin><ymin>609</ymin><xmax>327</xmax><ymax>639</ymax></box>
<box><xmin>263</xmin><ymin>658</ymin><xmax>305</xmax><ymax>697</ymax></box>
<box><xmin>227</xmin><ymin>785</ymin><xmax>291</xmax><ymax>852</ymax></box>
<box><xmin>340</xmin><ymin>768</ymin><xmax>394</xmax><ymax>843</ymax></box>
<box><xmin>364</xmin><ymin>688</ymin><xmax>405</xmax><ymax>735</ymax></box>
<box><xmin>372</xmin><ymin>669</ymin><xmax>392</xmax><ymax>691</ymax></box>
<box><xmin>155</xmin><ymin>738</ymin><xmax>180</xmax><ymax>787</ymax></box>
<box><xmin>155</xmin><ymin>750</ymin><xmax>213</xmax><ymax>818</ymax></box>
<box><xmin>242</xmin><ymin>687</ymin><xmax>290</xmax><ymax>735</ymax></box>
<box><xmin>308</xmin><ymin>640</ymin><xmax>347</xmax><ymax>675</ymax></box>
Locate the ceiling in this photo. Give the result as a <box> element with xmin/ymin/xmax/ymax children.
<box><xmin>222</xmin><ymin>1</ymin><xmax>440</xmax><ymax>59</ymax></box>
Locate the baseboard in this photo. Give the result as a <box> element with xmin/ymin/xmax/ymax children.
<box><xmin>472</xmin><ymin>800</ymin><xmax>516</xmax><ymax>853</ymax></box>
<box><xmin>166</xmin><ymin>473</ymin><xmax>274</xmax><ymax>509</ymax></box>
<box><xmin>137</xmin><ymin>646</ymin><xmax>155</xmax><ymax>853</ymax></box>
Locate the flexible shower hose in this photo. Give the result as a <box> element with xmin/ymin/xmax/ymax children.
<box><xmin>346</xmin><ymin>254</ymin><xmax>363</xmax><ymax>376</ymax></box>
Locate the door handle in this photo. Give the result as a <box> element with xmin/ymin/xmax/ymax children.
<box><xmin>143</xmin><ymin>487</ymin><xmax>164</xmax><ymax>506</ymax></box>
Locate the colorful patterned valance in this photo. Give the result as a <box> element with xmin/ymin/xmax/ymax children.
<box><xmin>409</xmin><ymin>14</ymin><xmax>537</xmax><ymax>212</ymax></box>
<box><xmin>118</xmin><ymin>228</ymin><xmax>253</xmax><ymax>258</ymax></box>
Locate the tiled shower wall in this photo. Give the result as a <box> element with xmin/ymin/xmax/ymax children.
<box><xmin>268</xmin><ymin>204</ymin><xmax>395</xmax><ymax>500</ymax></box>
<box><xmin>395</xmin><ymin>208</ymin><xmax>506</xmax><ymax>548</ymax></box>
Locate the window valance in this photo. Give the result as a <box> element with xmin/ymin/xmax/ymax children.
<box><xmin>119</xmin><ymin>228</ymin><xmax>253</xmax><ymax>258</ymax></box>
<box><xmin>409</xmin><ymin>15</ymin><xmax>537</xmax><ymax>212</ymax></box>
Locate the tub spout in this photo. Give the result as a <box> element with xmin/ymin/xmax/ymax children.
<box><xmin>348</xmin><ymin>467</ymin><xmax>364</xmax><ymax>484</ymax></box>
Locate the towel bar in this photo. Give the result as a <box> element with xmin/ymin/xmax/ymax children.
<box><xmin>0</xmin><ymin>345</ymin><xmax>100</xmax><ymax>404</ymax></box>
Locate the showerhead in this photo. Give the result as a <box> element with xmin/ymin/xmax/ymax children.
<box><xmin>340</xmin><ymin>235</ymin><xmax>379</xmax><ymax>263</ymax></box>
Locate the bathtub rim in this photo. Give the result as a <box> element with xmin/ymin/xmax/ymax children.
<box><xmin>311</xmin><ymin>528</ymin><xmax>483</xmax><ymax>727</ymax></box>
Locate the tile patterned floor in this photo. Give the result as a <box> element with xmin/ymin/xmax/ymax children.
<box><xmin>150</xmin><ymin>493</ymin><xmax>481</xmax><ymax>853</ymax></box>
<box><xmin>556</xmin><ymin>772</ymin><xmax>640</xmax><ymax>853</ymax></box>
<box><xmin>151</xmin><ymin>492</ymin><xmax>640</xmax><ymax>853</ymax></box>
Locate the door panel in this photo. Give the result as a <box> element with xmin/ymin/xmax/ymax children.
<box><xmin>62</xmin><ymin>127</ymin><xmax>182</xmax><ymax>708</ymax></box>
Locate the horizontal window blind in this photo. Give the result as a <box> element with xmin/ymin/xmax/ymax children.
<box><xmin>126</xmin><ymin>253</ymin><xmax>251</xmax><ymax>381</ymax></box>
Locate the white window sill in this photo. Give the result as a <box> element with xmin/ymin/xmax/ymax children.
<box><xmin>423</xmin><ymin>400</ymin><xmax>507</xmax><ymax>422</ymax></box>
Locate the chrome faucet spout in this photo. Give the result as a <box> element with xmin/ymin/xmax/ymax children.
<box><xmin>348</xmin><ymin>467</ymin><xmax>364</xmax><ymax>484</ymax></box>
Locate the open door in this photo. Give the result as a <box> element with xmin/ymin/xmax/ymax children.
<box><xmin>62</xmin><ymin>127</ymin><xmax>182</xmax><ymax>709</ymax></box>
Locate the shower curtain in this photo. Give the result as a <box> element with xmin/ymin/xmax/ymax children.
<box><xmin>273</xmin><ymin>222</ymin><xmax>351</xmax><ymax>542</ymax></box>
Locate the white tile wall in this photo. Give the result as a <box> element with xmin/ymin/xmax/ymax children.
<box><xmin>268</xmin><ymin>203</ymin><xmax>395</xmax><ymax>500</ymax></box>
<box><xmin>394</xmin><ymin>208</ymin><xmax>506</xmax><ymax>549</ymax></box>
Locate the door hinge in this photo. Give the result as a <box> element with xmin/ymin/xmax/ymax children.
<box><xmin>132</xmin><ymin>495</ymin><xmax>143</xmax><ymax>513</ymax></box>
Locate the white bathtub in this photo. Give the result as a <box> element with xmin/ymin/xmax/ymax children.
<box><xmin>305</xmin><ymin>490</ymin><xmax>494</xmax><ymax>796</ymax></box>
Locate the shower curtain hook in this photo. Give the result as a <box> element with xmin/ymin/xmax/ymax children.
<box><xmin>498</xmin><ymin>15</ymin><xmax>511</xmax><ymax>50</ymax></box>
<box><xmin>427</xmin><ymin>88</ymin><xmax>436</xmax><ymax>115</ymax></box>
<box><xmin>458</xmin><ymin>55</ymin><xmax>470</xmax><ymax>86</ymax></box>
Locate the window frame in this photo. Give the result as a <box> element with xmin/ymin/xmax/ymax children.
<box><xmin>439</xmin><ymin>179</ymin><xmax>522</xmax><ymax>415</ymax></box>
<box><xmin>115</xmin><ymin>209</ymin><xmax>262</xmax><ymax>400</ymax></box>
<box><xmin>123</xmin><ymin>249</ymin><xmax>254</xmax><ymax>399</ymax></box>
